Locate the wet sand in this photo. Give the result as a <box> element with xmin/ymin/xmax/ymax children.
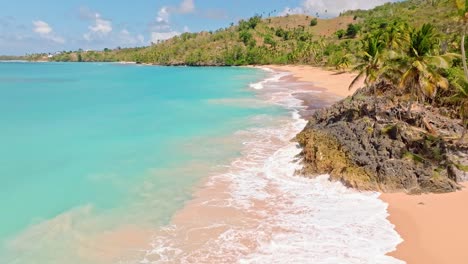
<box><xmin>381</xmin><ymin>184</ymin><xmax>468</xmax><ymax>264</ymax></box>
<box><xmin>264</xmin><ymin>65</ymin><xmax>363</xmax><ymax>98</ymax></box>
<box><xmin>251</xmin><ymin>65</ymin><xmax>364</xmax><ymax>118</ymax></box>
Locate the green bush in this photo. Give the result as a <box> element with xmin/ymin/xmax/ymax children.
<box><xmin>310</xmin><ymin>18</ymin><xmax>318</xmax><ymax>26</ymax></box>
<box><xmin>346</xmin><ymin>24</ymin><xmax>360</xmax><ymax>38</ymax></box>
<box><xmin>239</xmin><ymin>30</ymin><xmax>253</xmax><ymax>45</ymax></box>
<box><xmin>336</xmin><ymin>29</ymin><xmax>346</xmax><ymax>39</ymax></box>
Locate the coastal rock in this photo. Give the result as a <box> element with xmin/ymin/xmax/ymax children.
<box><xmin>296</xmin><ymin>90</ymin><xmax>467</xmax><ymax>193</ymax></box>
<box><xmin>448</xmin><ymin>150</ymin><xmax>468</xmax><ymax>182</ymax></box>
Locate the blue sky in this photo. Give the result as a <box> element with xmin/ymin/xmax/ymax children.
<box><xmin>0</xmin><ymin>0</ymin><xmax>396</xmax><ymax>55</ymax></box>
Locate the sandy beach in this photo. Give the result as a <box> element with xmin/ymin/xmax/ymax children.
<box><xmin>381</xmin><ymin>184</ymin><xmax>468</xmax><ymax>264</ymax></box>
<box><xmin>262</xmin><ymin>65</ymin><xmax>468</xmax><ymax>264</ymax></box>
<box><xmin>265</xmin><ymin>65</ymin><xmax>362</xmax><ymax>98</ymax></box>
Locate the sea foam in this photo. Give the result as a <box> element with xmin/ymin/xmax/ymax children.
<box><xmin>249</xmin><ymin>68</ymin><xmax>290</xmax><ymax>90</ymax></box>
<box><xmin>143</xmin><ymin>68</ymin><xmax>404</xmax><ymax>263</ymax></box>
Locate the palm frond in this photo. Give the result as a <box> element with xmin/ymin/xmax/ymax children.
<box><xmin>400</xmin><ymin>68</ymin><xmax>417</xmax><ymax>89</ymax></box>
<box><xmin>349</xmin><ymin>71</ymin><xmax>365</xmax><ymax>90</ymax></box>
<box><xmin>456</xmin><ymin>0</ymin><xmax>466</xmax><ymax>10</ymax></box>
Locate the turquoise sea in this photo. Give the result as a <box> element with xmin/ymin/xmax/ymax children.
<box><xmin>0</xmin><ymin>62</ymin><xmax>404</xmax><ymax>264</ymax></box>
<box><xmin>0</xmin><ymin>62</ymin><xmax>279</xmax><ymax>263</ymax></box>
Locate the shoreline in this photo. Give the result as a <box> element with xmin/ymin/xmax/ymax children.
<box><xmin>253</xmin><ymin>64</ymin><xmax>363</xmax><ymax>98</ymax></box>
<box><xmin>258</xmin><ymin>65</ymin><xmax>468</xmax><ymax>264</ymax></box>
<box><xmin>250</xmin><ymin>64</ymin><xmax>363</xmax><ymax>119</ymax></box>
<box><xmin>140</xmin><ymin>66</ymin><xmax>402</xmax><ymax>262</ymax></box>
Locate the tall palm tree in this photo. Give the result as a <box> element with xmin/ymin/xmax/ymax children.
<box><xmin>455</xmin><ymin>0</ymin><xmax>468</xmax><ymax>79</ymax></box>
<box><xmin>399</xmin><ymin>24</ymin><xmax>457</xmax><ymax>115</ymax></box>
<box><xmin>349</xmin><ymin>34</ymin><xmax>386</xmax><ymax>95</ymax></box>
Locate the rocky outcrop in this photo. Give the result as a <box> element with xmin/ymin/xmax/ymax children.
<box><xmin>296</xmin><ymin>89</ymin><xmax>467</xmax><ymax>193</ymax></box>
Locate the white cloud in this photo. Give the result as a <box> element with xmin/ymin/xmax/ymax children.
<box><xmin>157</xmin><ymin>7</ymin><xmax>170</xmax><ymax>23</ymax></box>
<box><xmin>281</xmin><ymin>0</ymin><xmax>398</xmax><ymax>17</ymax></box>
<box><xmin>151</xmin><ymin>0</ymin><xmax>194</xmax><ymax>43</ymax></box>
<box><xmin>33</xmin><ymin>20</ymin><xmax>52</xmax><ymax>34</ymax></box>
<box><xmin>77</xmin><ymin>7</ymin><xmax>146</xmax><ymax>48</ymax></box>
<box><xmin>89</xmin><ymin>15</ymin><xmax>112</xmax><ymax>34</ymax></box>
<box><xmin>178</xmin><ymin>0</ymin><xmax>195</xmax><ymax>14</ymax></box>
<box><xmin>151</xmin><ymin>31</ymin><xmax>180</xmax><ymax>42</ymax></box>
<box><xmin>32</xmin><ymin>20</ymin><xmax>65</xmax><ymax>44</ymax></box>
<box><xmin>155</xmin><ymin>0</ymin><xmax>195</xmax><ymax>23</ymax></box>
<box><xmin>279</xmin><ymin>7</ymin><xmax>306</xmax><ymax>16</ymax></box>
<box><xmin>82</xmin><ymin>9</ymin><xmax>112</xmax><ymax>41</ymax></box>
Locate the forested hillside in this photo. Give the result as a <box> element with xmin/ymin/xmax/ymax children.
<box><xmin>30</xmin><ymin>0</ymin><xmax>460</xmax><ymax>67</ymax></box>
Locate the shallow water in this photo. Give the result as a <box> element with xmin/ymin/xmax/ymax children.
<box><xmin>0</xmin><ymin>62</ymin><xmax>275</xmax><ymax>263</ymax></box>
<box><xmin>0</xmin><ymin>62</ymin><xmax>403</xmax><ymax>264</ymax></box>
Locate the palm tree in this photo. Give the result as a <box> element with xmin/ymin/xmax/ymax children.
<box><xmin>310</xmin><ymin>39</ymin><xmax>326</xmax><ymax>65</ymax></box>
<box><xmin>381</xmin><ymin>21</ymin><xmax>409</xmax><ymax>50</ymax></box>
<box><xmin>349</xmin><ymin>34</ymin><xmax>386</xmax><ymax>95</ymax></box>
<box><xmin>455</xmin><ymin>0</ymin><xmax>468</xmax><ymax>79</ymax></box>
<box><xmin>447</xmin><ymin>70</ymin><xmax>468</xmax><ymax>142</ymax></box>
<box><xmin>336</xmin><ymin>54</ymin><xmax>353</xmax><ymax>72</ymax></box>
<box><xmin>399</xmin><ymin>24</ymin><xmax>457</xmax><ymax>115</ymax></box>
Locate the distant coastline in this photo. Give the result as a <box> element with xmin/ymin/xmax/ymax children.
<box><xmin>0</xmin><ymin>60</ymin><xmax>28</xmax><ymax>62</ymax></box>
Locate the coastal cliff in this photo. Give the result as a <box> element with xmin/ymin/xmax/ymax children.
<box><xmin>296</xmin><ymin>87</ymin><xmax>467</xmax><ymax>193</ymax></box>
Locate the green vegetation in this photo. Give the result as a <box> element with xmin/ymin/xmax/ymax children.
<box><xmin>28</xmin><ymin>13</ymin><xmax>355</xmax><ymax>65</ymax></box>
<box><xmin>349</xmin><ymin>34</ymin><xmax>385</xmax><ymax>93</ymax></box>
<box><xmin>403</xmin><ymin>151</ymin><xmax>426</xmax><ymax>163</ymax></box>
<box><xmin>29</xmin><ymin>0</ymin><xmax>460</xmax><ymax>68</ymax></box>
<box><xmin>0</xmin><ymin>55</ymin><xmax>26</xmax><ymax>60</ymax></box>
<box><xmin>310</xmin><ymin>18</ymin><xmax>318</xmax><ymax>26</ymax></box>
<box><xmin>455</xmin><ymin>162</ymin><xmax>468</xmax><ymax>171</ymax></box>
<box><xmin>345</xmin><ymin>24</ymin><xmax>360</xmax><ymax>38</ymax></box>
<box><xmin>336</xmin><ymin>29</ymin><xmax>346</xmax><ymax>39</ymax></box>
<box><xmin>399</xmin><ymin>24</ymin><xmax>455</xmax><ymax>111</ymax></box>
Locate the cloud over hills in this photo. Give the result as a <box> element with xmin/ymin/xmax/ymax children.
<box><xmin>281</xmin><ymin>0</ymin><xmax>398</xmax><ymax>16</ymax></box>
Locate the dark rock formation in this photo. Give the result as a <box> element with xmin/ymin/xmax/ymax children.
<box><xmin>296</xmin><ymin>89</ymin><xmax>467</xmax><ymax>193</ymax></box>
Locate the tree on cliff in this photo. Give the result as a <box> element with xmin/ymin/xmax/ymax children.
<box><xmin>447</xmin><ymin>69</ymin><xmax>468</xmax><ymax>142</ymax></box>
<box><xmin>381</xmin><ymin>21</ymin><xmax>409</xmax><ymax>50</ymax></box>
<box><xmin>454</xmin><ymin>0</ymin><xmax>468</xmax><ymax>142</ymax></box>
<box><xmin>349</xmin><ymin>34</ymin><xmax>385</xmax><ymax>95</ymax></box>
<box><xmin>399</xmin><ymin>24</ymin><xmax>456</xmax><ymax>114</ymax></box>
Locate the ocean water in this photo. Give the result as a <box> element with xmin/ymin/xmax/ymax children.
<box><xmin>0</xmin><ymin>62</ymin><xmax>403</xmax><ymax>264</ymax></box>
<box><xmin>0</xmin><ymin>62</ymin><xmax>273</xmax><ymax>262</ymax></box>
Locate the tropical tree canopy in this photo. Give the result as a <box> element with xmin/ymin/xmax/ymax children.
<box><xmin>399</xmin><ymin>24</ymin><xmax>457</xmax><ymax>101</ymax></box>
